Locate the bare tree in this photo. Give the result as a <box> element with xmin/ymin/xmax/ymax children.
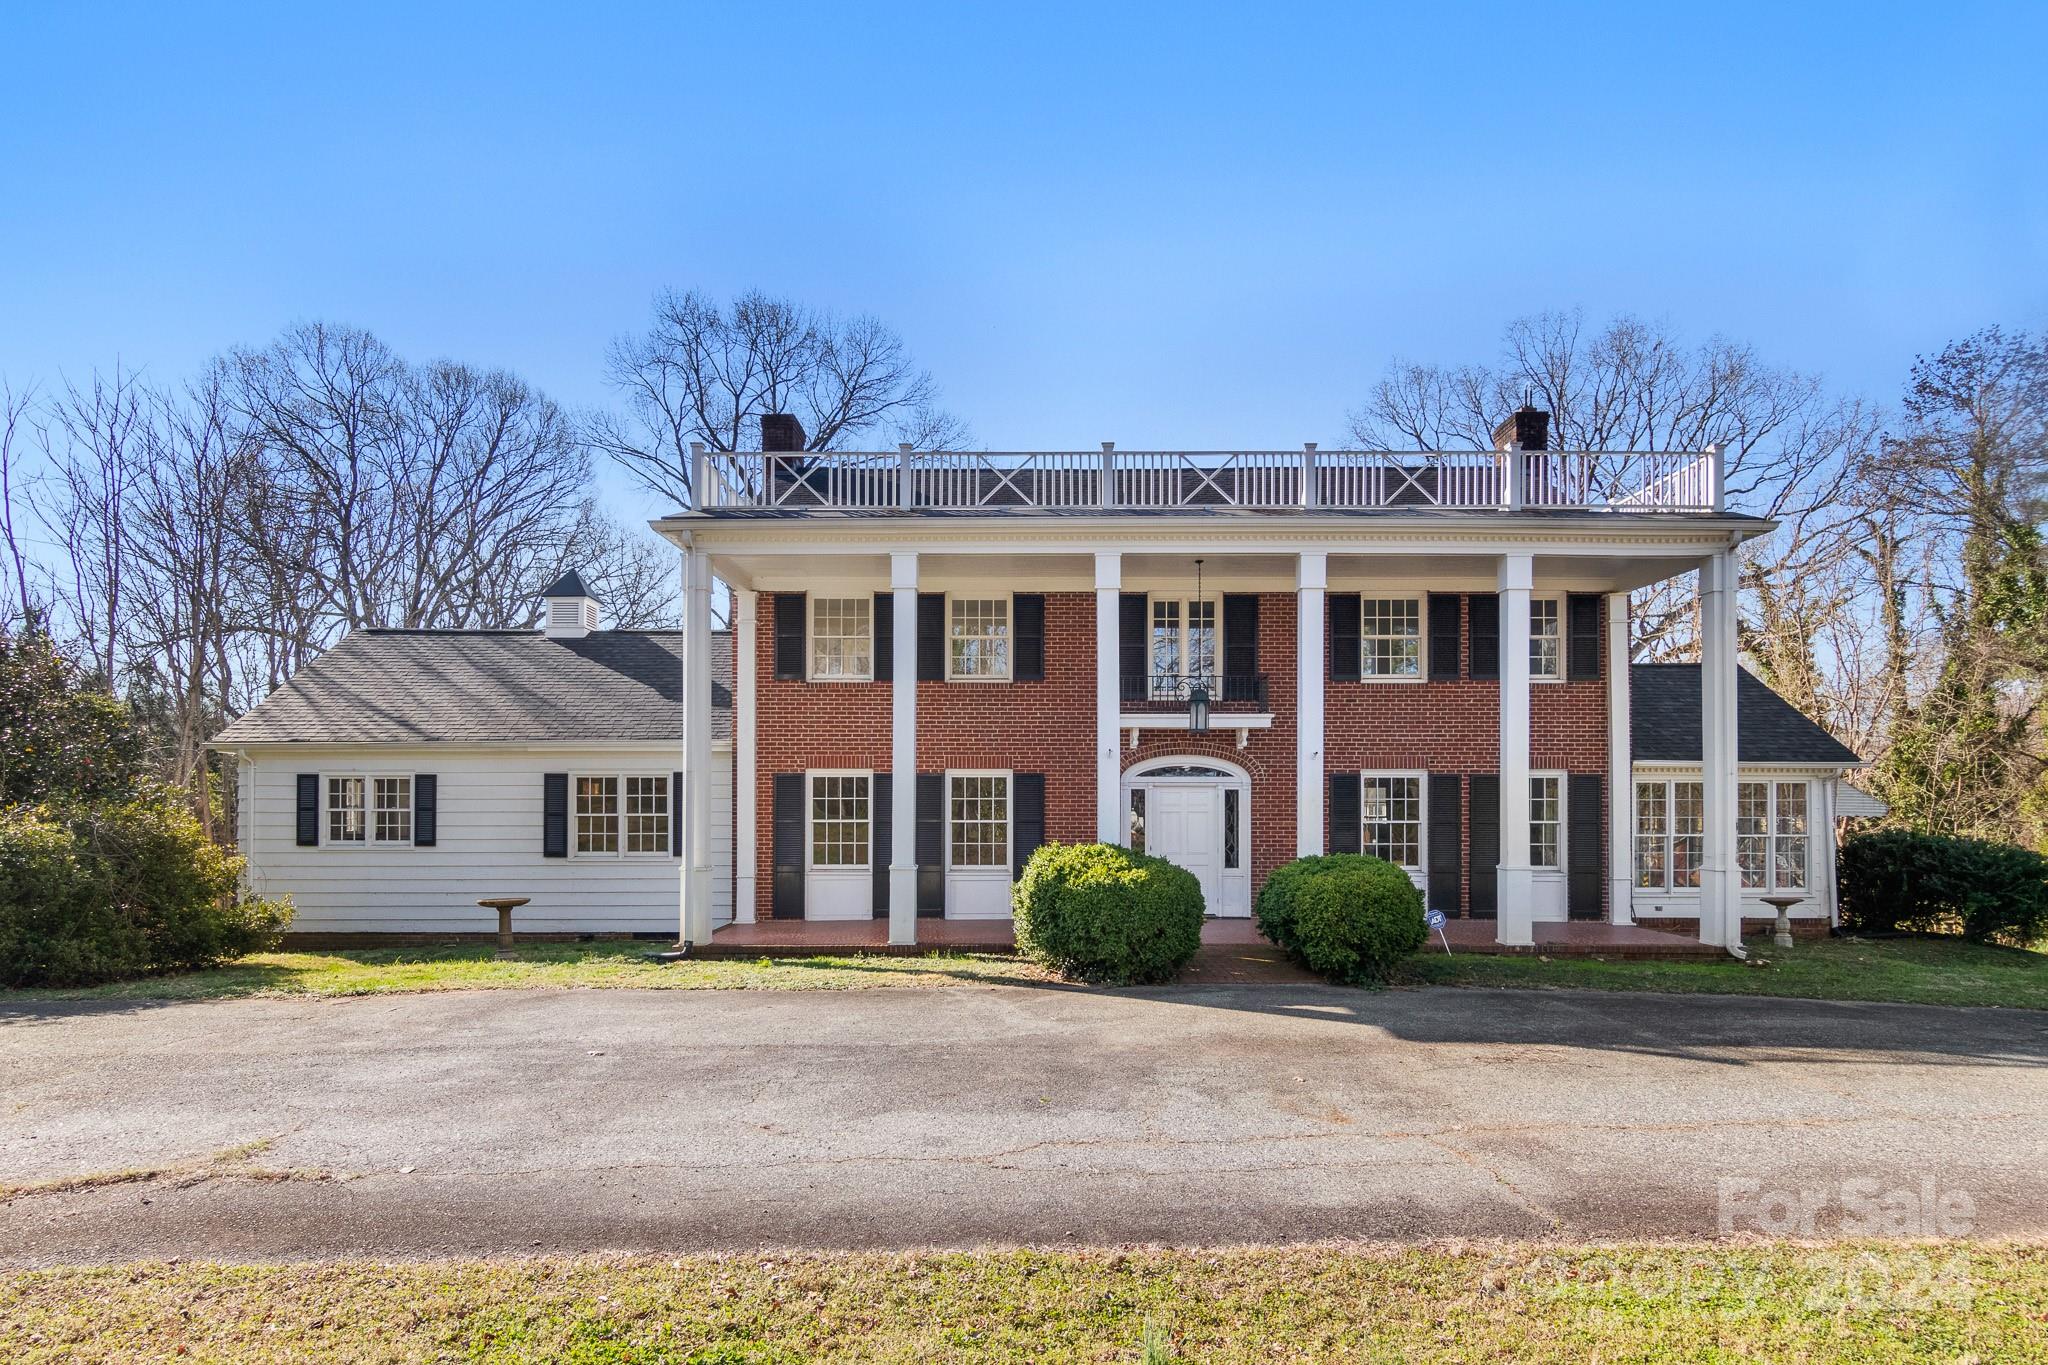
<box><xmin>586</xmin><ymin>288</ymin><xmax>969</xmax><ymax>508</ymax></box>
<box><xmin>0</xmin><ymin>380</ymin><xmax>44</xmax><ymax>627</ymax></box>
<box><xmin>36</xmin><ymin>365</ymin><xmax>149</xmax><ymax>681</ymax></box>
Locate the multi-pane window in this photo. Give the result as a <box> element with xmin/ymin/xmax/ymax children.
<box><xmin>1739</xmin><ymin>781</ymin><xmax>1808</xmax><ymax>891</ymax></box>
<box><xmin>949</xmin><ymin>774</ymin><xmax>1009</xmax><ymax>867</ymax></box>
<box><xmin>1635</xmin><ymin>779</ymin><xmax>1705</xmax><ymax>889</ymax></box>
<box><xmin>948</xmin><ymin>598</ymin><xmax>1010</xmax><ymax>679</ymax></box>
<box><xmin>1362</xmin><ymin>775</ymin><xmax>1422</xmax><ymax>866</ymax></box>
<box><xmin>810</xmin><ymin>597</ymin><xmax>872</xmax><ymax>680</ymax></box>
<box><xmin>1530</xmin><ymin>776</ymin><xmax>1562</xmax><ymax>867</ymax></box>
<box><xmin>575</xmin><ymin>777</ymin><xmax>620</xmax><ymax>854</ymax></box>
<box><xmin>328</xmin><ymin>776</ymin><xmax>366</xmax><ymax>843</ymax></box>
<box><xmin>624</xmin><ymin>776</ymin><xmax>670</xmax><ymax>855</ymax></box>
<box><xmin>372</xmin><ymin>776</ymin><xmax>412</xmax><ymax>844</ymax></box>
<box><xmin>1360</xmin><ymin>598</ymin><xmax>1421</xmax><ymax>677</ymax></box>
<box><xmin>1149</xmin><ymin>598</ymin><xmax>1217</xmax><ymax>694</ymax></box>
<box><xmin>810</xmin><ymin>774</ymin><xmax>869</xmax><ymax>868</ymax></box>
<box><xmin>1531</xmin><ymin>599</ymin><xmax>1562</xmax><ymax>679</ymax></box>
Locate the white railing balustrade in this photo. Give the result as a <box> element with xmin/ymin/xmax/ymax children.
<box><xmin>691</xmin><ymin>445</ymin><xmax>1723</xmax><ymax>514</ymax></box>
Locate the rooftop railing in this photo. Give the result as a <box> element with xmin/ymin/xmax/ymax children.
<box><xmin>690</xmin><ymin>444</ymin><xmax>1724</xmax><ymax>515</ymax></box>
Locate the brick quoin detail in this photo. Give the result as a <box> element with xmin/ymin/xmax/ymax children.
<box><xmin>751</xmin><ymin>589</ymin><xmax>1611</xmax><ymax>920</ymax></box>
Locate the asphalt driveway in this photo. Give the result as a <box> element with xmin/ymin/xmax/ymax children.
<box><xmin>4</xmin><ymin>983</ymin><xmax>2045</xmax><ymax>1263</ymax></box>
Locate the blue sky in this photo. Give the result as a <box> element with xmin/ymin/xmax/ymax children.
<box><xmin>4</xmin><ymin>2</ymin><xmax>2043</xmax><ymax>519</ymax></box>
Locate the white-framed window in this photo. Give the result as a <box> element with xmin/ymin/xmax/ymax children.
<box><xmin>1530</xmin><ymin>774</ymin><xmax>1562</xmax><ymax>868</ymax></box>
<box><xmin>947</xmin><ymin>597</ymin><xmax>1010</xmax><ymax>680</ymax></box>
<box><xmin>1360</xmin><ymin>597</ymin><xmax>1422</xmax><ymax>678</ymax></box>
<box><xmin>1635</xmin><ymin>778</ymin><xmax>1704</xmax><ymax>889</ymax></box>
<box><xmin>1531</xmin><ymin>597</ymin><xmax>1562</xmax><ymax>680</ymax></box>
<box><xmin>574</xmin><ymin>774</ymin><xmax>671</xmax><ymax>857</ymax></box>
<box><xmin>624</xmin><ymin>776</ymin><xmax>670</xmax><ymax>855</ymax></box>
<box><xmin>1739</xmin><ymin>780</ymin><xmax>1808</xmax><ymax>891</ymax></box>
<box><xmin>1361</xmin><ymin>773</ymin><xmax>1423</xmax><ymax>868</ymax></box>
<box><xmin>1149</xmin><ymin>597</ymin><xmax>1218</xmax><ymax>695</ymax></box>
<box><xmin>327</xmin><ymin>776</ymin><xmax>366</xmax><ymax>844</ymax></box>
<box><xmin>372</xmin><ymin>776</ymin><xmax>412</xmax><ymax>844</ymax></box>
<box><xmin>808</xmin><ymin>772</ymin><xmax>871</xmax><ymax>870</ymax></box>
<box><xmin>809</xmin><ymin>597</ymin><xmax>873</xmax><ymax>681</ymax></box>
<box><xmin>948</xmin><ymin>771</ymin><xmax>1010</xmax><ymax>868</ymax></box>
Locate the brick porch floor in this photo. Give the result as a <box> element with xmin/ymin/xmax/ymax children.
<box><xmin>699</xmin><ymin>914</ymin><xmax>1724</xmax><ymax>960</ymax></box>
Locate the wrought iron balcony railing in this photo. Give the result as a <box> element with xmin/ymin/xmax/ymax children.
<box><xmin>689</xmin><ymin>444</ymin><xmax>1725</xmax><ymax>514</ymax></box>
<box><xmin>1120</xmin><ymin>673</ymin><xmax>1270</xmax><ymax>711</ymax></box>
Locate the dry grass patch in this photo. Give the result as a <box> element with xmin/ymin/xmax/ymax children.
<box><xmin>2</xmin><ymin>1243</ymin><xmax>2044</xmax><ymax>1362</ymax></box>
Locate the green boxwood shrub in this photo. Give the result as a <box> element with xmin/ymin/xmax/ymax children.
<box><xmin>1012</xmin><ymin>842</ymin><xmax>1204</xmax><ymax>985</ymax></box>
<box><xmin>1256</xmin><ymin>853</ymin><xmax>1426</xmax><ymax>985</ymax></box>
<box><xmin>0</xmin><ymin>796</ymin><xmax>292</xmax><ymax>988</ymax></box>
<box><xmin>1838</xmin><ymin>830</ymin><xmax>2048</xmax><ymax>947</ymax></box>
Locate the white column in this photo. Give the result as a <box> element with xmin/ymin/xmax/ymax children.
<box><xmin>889</xmin><ymin>552</ymin><xmax>919</xmax><ymax>945</ymax></box>
<box><xmin>1495</xmin><ymin>553</ymin><xmax>1535</xmax><ymax>946</ymax></box>
<box><xmin>1095</xmin><ymin>552</ymin><xmax>1123</xmax><ymax>842</ymax></box>
<box><xmin>1699</xmin><ymin>551</ymin><xmax>1741</xmax><ymax>950</ymax></box>
<box><xmin>1606</xmin><ymin>591</ymin><xmax>1633</xmax><ymax>925</ymax></box>
<box><xmin>1296</xmin><ymin>551</ymin><xmax>1327</xmax><ymax>856</ymax></box>
<box><xmin>734</xmin><ymin>587</ymin><xmax>758</xmax><ymax>922</ymax></box>
<box><xmin>681</xmin><ymin>547</ymin><xmax>716</xmax><ymax>945</ymax></box>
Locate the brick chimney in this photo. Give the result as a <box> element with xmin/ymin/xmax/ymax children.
<box><xmin>761</xmin><ymin>413</ymin><xmax>808</xmax><ymax>452</ymax></box>
<box><xmin>1492</xmin><ymin>404</ymin><xmax>1550</xmax><ymax>451</ymax></box>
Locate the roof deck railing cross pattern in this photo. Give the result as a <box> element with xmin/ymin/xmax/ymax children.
<box><xmin>690</xmin><ymin>444</ymin><xmax>1724</xmax><ymax>515</ymax></box>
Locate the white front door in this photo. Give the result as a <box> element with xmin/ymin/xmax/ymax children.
<box><xmin>1148</xmin><ymin>783</ymin><xmax>1224</xmax><ymax>917</ymax></box>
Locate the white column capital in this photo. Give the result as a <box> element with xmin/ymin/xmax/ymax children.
<box><xmin>890</xmin><ymin>550</ymin><xmax>919</xmax><ymax>591</ymax></box>
<box><xmin>1297</xmin><ymin>550</ymin><xmax>1328</xmax><ymax>592</ymax></box>
<box><xmin>1497</xmin><ymin>552</ymin><xmax>1534</xmax><ymax>592</ymax></box>
<box><xmin>1093</xmin><ymin>551</ymin><xmax>1122</xmax><ymax>591</ymax></box>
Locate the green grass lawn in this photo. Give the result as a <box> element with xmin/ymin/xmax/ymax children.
<box><xmin>1396</xmin><ymin>933</ymin><xmax>2048</xmax><ymax>1009</ymax></box>
<box><xmin>2</xmin><ymin>1244</ymin><xmax>2040</xmax><ymax>1363</ymax></box>
<box><xmin>8</xmin><ymin>942</ymin><xmax>1052</xmax><ymax>1002</ymax></box>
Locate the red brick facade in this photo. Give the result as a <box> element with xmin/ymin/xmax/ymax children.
<box><xmin>751</xmin><ymin>589</ymin><xmax>1609</xmax><ymax>921</ymax></box>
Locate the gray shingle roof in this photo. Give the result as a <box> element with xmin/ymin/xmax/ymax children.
<box><xmin>214</xmin><ymin>629</ymin><xmax>732</xmax><ymax>747</ymax></box>
<box><xmin>1631</xmin><ymin>664</ymin><xmax>1861</xmax><ymax>766</ymax></box>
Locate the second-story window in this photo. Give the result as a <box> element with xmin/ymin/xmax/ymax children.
<box><xmin>1150</xmin><ymin>598</ymin><xmax>1217</xmax><ymax>695</ymax></box>
<box><xmin>949</xmin><ymin>598</ymin><xmax>1010</xmax><ymax>680</ymax></box>
<box><xmin>1361</xmin><ymin>598</ymin><xmax>1421</xmax><ymax>678</ymax></box>
<box><xmin>1531</xmin><ymin>599</ymin><xmax>1562</xmax><ymax>679</ymax></box>
<box><xmin>810</xmin><ymin>597</ymin><xmax>872</xmax><ymax>681</ymax></box>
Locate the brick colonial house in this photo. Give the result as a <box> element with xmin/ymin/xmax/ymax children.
<box><xmin>220</xmin><ymin>410</ymin><xmax>1873</xmax><ymax>951</ymax></box>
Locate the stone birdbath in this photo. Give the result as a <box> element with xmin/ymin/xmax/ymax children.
<box><xmin>478</xmin><ymin>897</ymin><xmax>530</xmax><ymax>959</ymax></box>
<box><xmin>1760</xmin><ymin>893</ymin><xmax>1802</xmax><ymax>950</ymax></box>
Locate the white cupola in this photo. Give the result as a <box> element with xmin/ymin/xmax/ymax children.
<box><xmin>538</xmin><ymin>569</ymin><xmax>602</xmax><ymax>639</ymax></box>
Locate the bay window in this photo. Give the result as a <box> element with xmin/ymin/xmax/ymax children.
<box><xmin>1739</xmin><ymin>780</ymin><xmax>1808</xmax><ymax>891</ymax></box>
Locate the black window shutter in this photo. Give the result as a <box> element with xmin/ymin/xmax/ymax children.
<box><xmin>1567</xmin><ymin>593</ymin><xmax>1604</xmax><ymax>681</ymax></box>
<box><xmin>1568</xmin><ymin>773</ymin><xmax>1604</xmax><ymax>920</ymax></box>
<box><xmin>671</xmin><ymin>771</ymin><xmax>684</xmax><ymax>857</ymax></box>
<box><xmin>1468</xmin><ymin>774</ymin><xmax>1499</xmax><ymax>917</ymax></box>
<box><xmin>915</xmin><ymin>772</ymin><xmax>944</xmax><ymax>913</ymax></box>
<box><xmin>1427</xmin><ymin>594</ymin><xmax>1462</xmax><ymax>681</ymax></box>
<box><xmin>916</xmin><ymin>593</ymin><xmax>945</xmax><ymax>681</ymax></box>
<box><xmin>1222</xmin><ymin>594</ymin><xmax>1258</xmax><ymax>700</ymax></box>
<box><xmin>1119</xmin><ymin>592</ymin><xmax>1147</xmax><ymax>701</ymax></box>
<box><xmin>1468</xmin><ymin>593</ymin><xmax>1500</xmax><ymax>680</ymax></box>
<box><xmin>414</xmin><ymin>774</ymin><xmax>438</xmax><ymax>847</ymax></box>
<box><xmin>871</xmin><ymin>773</ymin><xmax>892</xmax><ymax>915</ymax></box>
<box><xmin>542</xmin><ymin>772</ymin><xmax>569</xmax><ymax>858</ymax></box>
<box><xmin>295</xmin><ymin>774</ymin><xmax>320</xmax><ymax>847</ymax></box>
<box><xmin>873</xmin><ymin>593</ymin><xmax>894</xmax><ymax>682</ymax></box>
<box><xmin>1329</xmin><ymin>773</ymin><xmax>1362</xmax><ymax>853</ymax></box>
<box><xmin>773</xmin><ymin>593</ymin><xmax>806</xmax><ymax>680</ymax></box>
<box><xmin>1014</xmin><ymin>593</ymin><xmax>1045</xmax><ymax>681</ymax></box>
<box><xmin>772</xmin><ymin>773</ymin><xmax>805</xmax><ymax>918</ymax></box>
<box><xmin>1427</xmin><ymin>773</ymin><xmax>1461</xmax><ymax>913</ymax></box>
<box><xmin>1329</xmin><ymin>593</ymin><xmax>1361</xmax><ymax>682</ymax></box>
<box><xmin>1012</xmin><ymin>773</ymin><xmax>1046</xmax><ymax>879</ymax></box>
